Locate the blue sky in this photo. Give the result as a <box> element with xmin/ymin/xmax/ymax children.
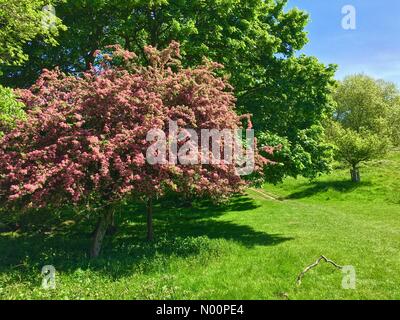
<box><xmin>286</xmin><ymin>0</ymin><xmax>400</xmax><ymax>87</ymax></box>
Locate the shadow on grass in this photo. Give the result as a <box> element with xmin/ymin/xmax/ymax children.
<box><xmin>0</xmin><ymin>195</ymin><xmax>293</xmax><ymax>281</ymax></box>
<box><xmin>286</xmin><ymin>180</ymin><xmax>372</xmax><ymax>199</ymax></box>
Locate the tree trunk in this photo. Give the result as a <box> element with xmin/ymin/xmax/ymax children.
<box><xmin>350</xmin><ymin>166</ymin><xmax>361</xmax><ymax>183</ymax></box>
<box><xmin>146</xmin><ymin>198</ymin><xmax>154</xmax><ymax>241</ymax></box>
<box><xmin>106</xmin><ymin>210</ymin><xmax>117</xmax><ymax>235</ymax></box>
<box><xmin>90</xmin><ymin>208</ymin><xmax>114</xmax><ymax>258</ymax></box>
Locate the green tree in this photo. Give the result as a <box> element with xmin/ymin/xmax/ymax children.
<box><xmin>334</xmin><ymin>75</ymin><xmax>394</xmax><ymax>134</ymax></box>
<box><xmin>334</xmin><ymin>74</ymin><xmax>400</xmax><ymax>147</ymax></box>
<box><xmin>0</xmin><ymin>0</ymin><xmax>65</xmax><ymax>66</ymax></box>
<box><xmin>0</xmin><ymin>0</ymin><xmax>336</xmax><ymax>181</ymax></box>
<box><xmin>327</xmin><ymin>122</ymin><xmax>389</xmax><ymax>182</ymax></box>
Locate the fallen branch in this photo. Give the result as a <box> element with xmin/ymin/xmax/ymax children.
<box><xmin>296</xmin><ymin>255</ymin><xmax>343</xmax><ymax>286</ymax></box>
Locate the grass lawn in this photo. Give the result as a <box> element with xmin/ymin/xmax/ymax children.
<box><xmin>1</xmin><ymin>152</ymin><xmax>399</xmax><ymax>300</ymax></box>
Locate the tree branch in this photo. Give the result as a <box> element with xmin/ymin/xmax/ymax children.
<box><xmin>296</xmin><ymin>255</ymin><xmax>343</xmax><ymax>286</ymax></box>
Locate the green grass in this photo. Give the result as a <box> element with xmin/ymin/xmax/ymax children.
<box><xmin>1</xmin><ymin>152</ymin><xmax>400</xmax><ymax>300</ymax></box>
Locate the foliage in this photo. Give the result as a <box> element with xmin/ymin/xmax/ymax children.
<box><xmin>327</xmin><ymin>122</ymin><xmax>389</xmax><ymax>172</ymax></box>
<box><xmin>259</xmin><ymin>124</ymin><xmax>334</xmax><ymax>183</ymax></box>
<box><xmin>334</xmin><ymin>74</ymin><xmax>397</xmax><ymax>136</ymax></box>
<box><xmin>388</xmin><ymin>96</ymin><xmax>400</xmax><ymax>146</ymax></box>
<box><xmin>0</xmin><ymin>42</ymin><xmax>267</xmax><ymax>211</ymax></box>
<box><xmin>0</xmin><ymin>0</ymin><xmax>65</xmax><ymax>66</ymax></box>
<box><xmin>333</xmin><ymin>73</ymin><xmax>400</xmax><ymax>155</ymax></box>
<box><xmin>242</xmin><ymin>54</ymin><xmax>336</xmax><ymax>181</ymax></box>
<box><xmin>0</xmin><ymin>0</ymin><xmax>337</xmax><ymax>181</ymax></box>
<box><xmin>0</xmin><ymin>85</ymin><xmax>26</xmax><ymax>136</ymax></box>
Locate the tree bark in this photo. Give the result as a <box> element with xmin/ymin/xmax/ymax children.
<box><xmin>90</xmin><ymin>207</ymin><xmax>114</xmax><ymax>258</ymax></box>
<box><xmin>106</xmin><ymin>210</ymin><xmax>117</xmax><ymax>235</ymax></box>
<box><xmin>146</xmin><ymin>198</ymin><xmax>154</xmax><ymax>241</ymax></box>
<box><xmin>350</xmin><ymin>166</ymin><xmax>361</xmax><ymax>183</ymax></box>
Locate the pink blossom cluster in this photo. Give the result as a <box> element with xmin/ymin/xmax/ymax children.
<box><xmin>0</xmin><ymin>42</ymin><xmax>271</xmax><ymax>208</ymax></box>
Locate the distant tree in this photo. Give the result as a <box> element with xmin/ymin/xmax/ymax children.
<box><xmin>334</xmin><ymin>75</ymin><xmax>395</xmax><ymax>135</ymax></box>
<box><xmin>327</xmin><ymin>122</ymin><xmax>390</xmax><ymax>182</ymax></box>
<box><xmin>334</xmin><ymin>74</ymin><xmax>400</xmax><ymax>148</ymax></box>
<box><xmin>0</xmin><ymin>42</ymin><xmax>268</xmax><ymax>257</ymax></box>
<box><xmin>0</xmin><ymin>0</ymin><xmax>65</xmax><ymax>66</ymax></box>
<box><xmin>0</xmin><ymin>0</ymin><xmax>336</xmax><ymax>182</ymax></box>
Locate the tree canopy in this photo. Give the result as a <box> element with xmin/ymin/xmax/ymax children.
<box><xmin>0</xmin><ymin>0</ymin><xmax>337</xmax><ymax>181</ymax></box>
<box><xmin>334</xmin><ymin>74</ymin><xmax>400</xmax><ymax>146</ymax></box>
<box><xmin>0</xmin><ymin>0</ymin><xmax>65</xmax><ymax>66</ymax></box>
<box><xmin>327</xmin><ymin>122</ymin><xmax>389</xmax><ymax>182</ymax></box>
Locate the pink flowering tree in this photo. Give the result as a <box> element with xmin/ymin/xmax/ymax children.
<box><xmin>0</xmin><ymin>42</ymin><xmax>271</xmax><ymax>257</ymax></box>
